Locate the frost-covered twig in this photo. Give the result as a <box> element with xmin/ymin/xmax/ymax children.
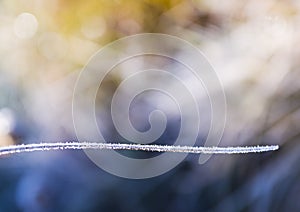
<box><xmin>0</xmin><ymin>142</ymin><xmax>279</xmax><ymax>156</ymax></box>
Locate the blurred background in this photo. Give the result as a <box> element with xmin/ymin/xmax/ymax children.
<box><xmin>0</xmin><ymin>0</ymin><xmax>299</xmax><ymax>211</ymax></box>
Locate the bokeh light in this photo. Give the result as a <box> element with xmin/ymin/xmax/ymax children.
<box><xmin>0</xmin><ymin>0</ymin><xmax>299</xmax><ymax>211</ymax></box>
<box><xmin>14</xmin><ymin>13</ymin><xmax>38</xmax><ymax>39</ymax></box>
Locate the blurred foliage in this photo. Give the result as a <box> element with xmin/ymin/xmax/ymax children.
<box><xmin>0</xmin><ymin>0</ymin><xmax>300</xmax><ymax>211</ymax></box>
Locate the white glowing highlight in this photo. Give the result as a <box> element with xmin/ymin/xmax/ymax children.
<box><xmin>14</xmin><ymin>13</ymin><xmax>38</xmax><ymax>39</ymax></box>
<box><xmin>0</xmin><ymin>109</ymin><xmax>15</xmax><ymax>136</ymax></box>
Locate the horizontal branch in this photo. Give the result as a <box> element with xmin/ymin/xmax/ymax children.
<box><xmin>0</xmin><ymin>142</ymin><xmax>279</xmax><ymax>156</ymax></box>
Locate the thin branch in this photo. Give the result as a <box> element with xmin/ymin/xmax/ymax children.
<box><xmin>0</xmin><ymin>142</ymin><xmax>279</xmax><ymax>156</ymax></box>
